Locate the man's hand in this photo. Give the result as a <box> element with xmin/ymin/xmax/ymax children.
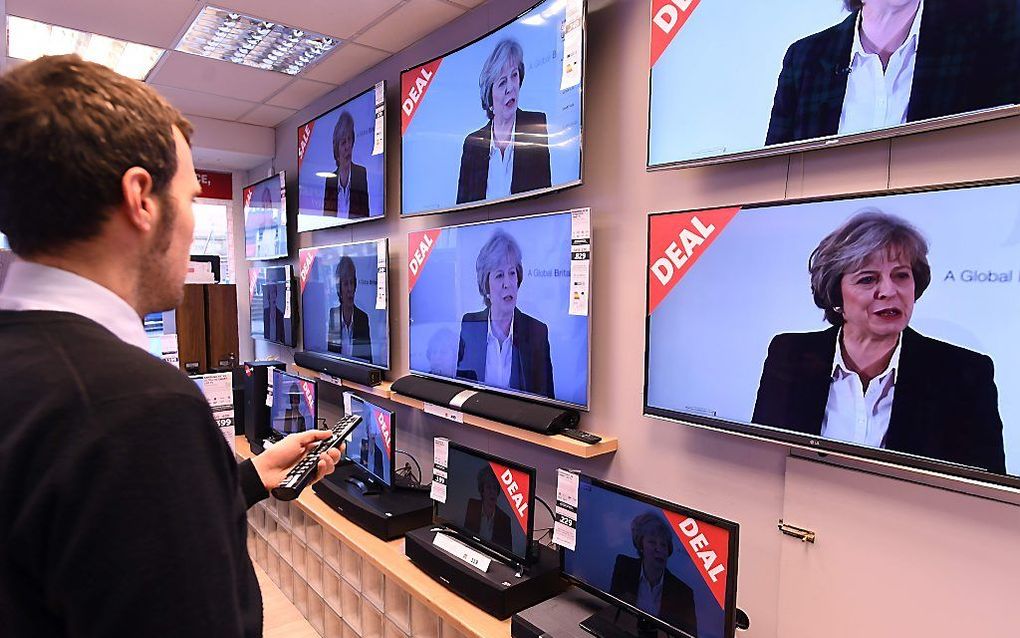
<box><xmin>251</xmin><ymin>430</ymin><xmax>344</xmax><ymax>492</ymax></box>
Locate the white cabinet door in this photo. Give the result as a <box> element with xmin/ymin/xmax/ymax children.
<box><xmin>777</xmin><ymin>456</ymin><xmax>1020</xmax><ymax>638</ymax></box>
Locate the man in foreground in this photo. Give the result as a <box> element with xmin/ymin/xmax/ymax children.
<box><xmin>0</xmin><ymin>55</ymin><xmax>339</xmax><ymax>636</ymax></box>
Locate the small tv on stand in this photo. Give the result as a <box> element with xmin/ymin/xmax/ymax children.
<box><xmin>268</xmin><ymin>369</ymin><xmax>318</xmax><ymax>446</ymax></box>
<box><xmin>342</xmin><ymin>393</ymin><xmax>395</xmax><ymax>495</ymax></box>
<box><xmin>561</xmin><ymin>473</ymin><xmax>741</xmax><ymax>638</ymax></box>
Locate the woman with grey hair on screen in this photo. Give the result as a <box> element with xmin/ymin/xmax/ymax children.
<box><xmin>456</xmin><ymin>229</ymin><xmax>554</xmax><ymax>399</ymax></box>
<box><xmin>456</xmin><ymin>37</ymin><xmax>551</xmax><ymax>205</ymax></box>
<box><xmin>752</xmin><ymin>210</ymin><xmax>1005</xmax><ymax>473</ymax></box>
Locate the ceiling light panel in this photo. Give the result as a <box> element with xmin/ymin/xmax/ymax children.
<box><xmin>175</xmin><ymin>6</ymin><xmax>339</xmax><ymax>75</ymax></box>
<box><xmin>6</xmin><ymin>16</ymin><xmax>165</xmax><ymax>80</ymax></box>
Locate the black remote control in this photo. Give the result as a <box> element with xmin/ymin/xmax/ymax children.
<box><xmin>271</xmin><ymin>414</ymin><xmax>362</xmax><ymax>501</ymax></box>
<box><xmin>558</xmin><ymin>428</ymin><xmax>602</xmax><ymax>444</ymax></box>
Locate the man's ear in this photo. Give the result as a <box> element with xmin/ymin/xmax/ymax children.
<box><xmin>120</xmin><ymin>167</ymin><xmax>157</xmax><ymax>233</ymax></box>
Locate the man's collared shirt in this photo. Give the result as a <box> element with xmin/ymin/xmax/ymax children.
<box><xmin>0</xmin><ymin>260</ymin><xmax>149</xmax><ymax>351</ymax></box>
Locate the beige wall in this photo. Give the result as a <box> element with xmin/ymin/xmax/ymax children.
<box><xmin>240</xmin><ymin>1</ymin><xmax>1020</xmax><ymax>635</ymax></box>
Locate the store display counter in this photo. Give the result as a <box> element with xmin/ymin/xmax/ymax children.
<box><xmin>238</xmin><ymin>437</ymin><xmax>510</xmax><ymax>638</ymax></box>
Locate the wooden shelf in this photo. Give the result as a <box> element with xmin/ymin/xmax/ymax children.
<box><xmin>388</xmin><ymin>391</ymin><xmax>618</xmax><ymax>459</ymax></box>
<box><xmin>238</xmin><ymin>437</ymin><xmax>510</xmax><ymax>638</ymax></box>
<box><xmin>291</xmin><ymin>364</ymin><xmax>617</xmax><ymax>459</ymax></box>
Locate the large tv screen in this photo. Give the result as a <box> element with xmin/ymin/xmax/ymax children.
<box><xmin>647</xmin><ymin>0</ymin><xmax>1020</xmax><ymax>168</ymax></box>
<box><xmin>299</xmin><ymin>239</ymin><xmax>390</xmax><ymax>370</ymax></box>
<box><xmin>297</xmin><ymin>83</ymin><xmax>386</xmax><ymax>232</ymax></box>
<box><xmin>400</xmin><ymin>0</ymin><xmax>585</xmax><ymax>216</ymax></box>
<box><xmin>270</xmin><ymin>369</ymin><xmax>318</xmax><ymax>437</ymax></box>
<box><xmin>249</xmin><ymin>264</ymin><xmax>297</xmax><ymax>347</ymax></box>
<box><xmin>243</xmin><ymin>172</ymin><xmax>288</xmax><ymax>260</ymax></box>
<box><xmin>408</xmin><ymin>210</ymin><xmax>591</xmax><ymax>409</ymax></box>
<box><xmin>562</xmin><ymin>474</ymin><xmax>740</xmax><ymax>638</ymax></box>
<box><xmin>645</xmin><ymin>180</ymin><xmax>1020</xmax><ymax>488</ymax></box>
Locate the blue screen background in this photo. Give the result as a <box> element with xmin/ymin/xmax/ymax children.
<box><xmin>563</xmin><ymin>478</ymin><xmax>726</xmax><ymax>638</ymax></box>
<box><xmin>401</xmin><ymin>0</ymin><xmax>582</xmax><ymax>215</ymax></box>
<box><xmin>408</xmin><ymin>213</ymin><xmax>589</xmax><ymax>407</ymax></box>
<box><xmin>300</xmin><ymin>241</ymin><xmax>389</xmax><ymax>369</ymax></box>
<box><xmin>298</xmin><ymin>88</ymin><xmax>385</xmax><ymax>229</ymax></box>
<box><xmin>646</xmin><ymin>183</ymin><xmax>1020</xmax><ymax>474</ymax></box>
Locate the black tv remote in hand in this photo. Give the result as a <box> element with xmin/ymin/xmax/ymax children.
<box><xmin>271</xmin><ymin>414</ymin><xmax>362</xmax><ymax>501</ymax></box>
<box><xmin>558</xmin><ymin>428</ymin><xmax>602</xmax><ymax>444</ymax></box>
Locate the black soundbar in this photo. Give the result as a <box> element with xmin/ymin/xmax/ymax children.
<box><xmin>390</xmin><ymin>375</ymin><xmax>579</xmax><ymax>434</ymax></box>
<box><xmin>294</xmin><ymin>351</ymin><xmax>382</xmax><ymax>386</ymax></box>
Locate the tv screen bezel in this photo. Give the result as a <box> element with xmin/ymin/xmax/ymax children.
<box><xmin>433</xmin><ymin>440</ymin><xmax>538</xmax><ymax>565</ymax></box>
<box><xmin>270</xmin><ymin>368</ymin><xmax>318</xmax><ymax>437</ymax></box>
<box><xmin>642</xmin><ymin>176</ymin><xmax>1020</xmax><ymax>492</ymax></box>
<box><xmin>644</xmin><ymin>3</ymin><xmax>1020</xmax><ymax>171</ymax></box>
<box><xmin>398</xmin><ymin>0</ymin><xmax>587</xmax><ymax>218</ymax></box>
<box><xmin>406</xmin><ymin>209</ymin><xmax>592</xmax><ymax>410</ymax></box>
<box><xmin>560</xmin><ymin>472</ymin><xmax>741</xmax><ymax>638</ymax></box>
<box><xmin>296</xmin><ymin>82</ymin><xmax>387</xmax><ymax>233</ymax></box>
<box><xmin>251</xmin><ymin>263</ymin><xmax>298</xmax><ymax>348</ymax></box>
<box><xmin>243</xmin><ymin>171</ymin><xmax>289</xmax><ymax>261</ymax></box>
<box><xmin>344</xmin><ymin>393</ymin><xmax>396</xmax><ymax>487</ymax></box>
<box><xmin>298</xmin><ymin>237</ymin><xmax>391</xmax><ymax>371</ymax></box>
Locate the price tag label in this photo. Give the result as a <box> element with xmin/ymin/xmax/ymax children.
<box><xmin>569</xmin><ymin>208</ymin><xmax>591</xmax><ymax>316</ymax></box>
<box><xmin>431</xmin><ymin>437</ymin><xmax>449</xmax><ymax>503</ymax></box>
<box><xmin>376</xmin><ymin>239</ymin><xmax>388</xmax><ymax>310</ymax></box>
<box><xmin>342</xmin><ymin>391</ymin><xmax>353</xmax><ymax>415</ymax></box>
<box><xmin>424</xmin><ymin>402</ymin><xmax>464</xmax><ymax>423</ymax></box>
<box><xmin>433</xmin><ymin>532</ymin><xmax>491</xmax><ymax>572</ymax></box>
<box><xmin>372</xmin><ymin>82</ymin><xmax>385</xmax><ymax>156</ymax></box>
<box><xmin>560</xmin><ymin>0</ymin><xmax>584</xmax><ymax>90</ymax></box>
<box><xmin>319</xmin><ymin>372</ymin><xmax>343</xmax><ymax>387</ymax></box>
<box><xmin>265</xmin><ymin>372</ymin><xmax>274</xmax><ymax>408</ymax></box>
<box><xmin>552</xmin><ymin>469</ymin><xmax>579</xmax><ymax>550</ymax></box>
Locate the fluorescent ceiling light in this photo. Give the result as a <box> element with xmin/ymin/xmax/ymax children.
<box><xmin>175</xmin><ymin>6</ymin><xmax>338</xmax><ymax>75</ymax></box>
<box><xmin>5</xmin><ymin>16</ymin><xmax>165</xmax><ymax>80</ymax></box>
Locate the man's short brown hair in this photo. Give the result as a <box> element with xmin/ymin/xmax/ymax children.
<box><xmin>0</xmin><ymin>55</ymin><xmax>193</xmax><ymax>256</ymax></box>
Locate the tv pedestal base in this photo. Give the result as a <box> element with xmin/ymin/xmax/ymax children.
<box><xmin>311</xmin><ymin>465</ymin><xmax>432</xmax><ymax>540</ymax></box>
<box><xmin>512</xmin><ymin>589</ymin><xmax>669</xmax><ymax>638</ymax></box>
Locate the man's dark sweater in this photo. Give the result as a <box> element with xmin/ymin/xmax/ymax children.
<box><xmin>0</xmin><ymin>310</ymin><xmax>266</xmax><ymax>636</ymax></box>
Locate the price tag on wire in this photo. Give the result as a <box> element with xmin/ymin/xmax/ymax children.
<box><xmin>430</xmin><ymin>437</ymin><xmax>449</xmax><ymax>503</ymax></box>
<box><xmin>552</xmin><ymin>468</ymin><xmax>579</xmax><ymax>550</ymax></box>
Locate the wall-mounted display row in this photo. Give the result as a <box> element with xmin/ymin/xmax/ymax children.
<box><xmin>645</xmin><ymin>179</ymin><xmax>1020</xmax><ymax>489</ymax></box>
<box><xmin>648</xmin><ymin>0</ymin><xmax>1020</xmax><ymax>167</ymax></box>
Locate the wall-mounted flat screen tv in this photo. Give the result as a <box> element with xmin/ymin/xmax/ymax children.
<box><xmin>645</xmin><ymin>180</ymin><xmax>1020</xmax><ymax>489</ymax></box>
<box><xmin>299</xmin><ymin>239</ymin><xmax>390</xmax><ymax>370</ymax></box>
<box><xmin>244</xmin><ymin>172</ymin><xmax>288</xmax><ymax>260</ymax></box>
<box><xmin>407</xmin><ymin>209</ymin><xmax>591</xmax><ymax>409</ymax></box>
<box><xmin>249</xmin><ymin>264</ymin><xmax>297</xmax><ymax>347</ymax></box>
<box><xmin>647</xmin><ymin>0</ymin><xmax>1020</xmax><ymax>168</ymax></box>
<box><xmin>297</xmin><ymin>83</ymin><xmax>386</xmax><ymax>232</ymax></box>
<box><xmin>400</xmin><ymin>0</ymin><xmax>586</xmax><ymax>216</ymax></box>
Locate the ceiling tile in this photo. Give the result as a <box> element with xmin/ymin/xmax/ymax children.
<box><xmin>218</xmin><ymin>0</ymin><xmax>403</xmax><ymax>39</ymax></box>
<box><xmin>152</xmin><ymin>84</ymin><xmax>260</xmax><ymax>121</ymax></box>
<box><xmin>147</xmin><ymin>51</ymin><xmax>295</xmax><ymax>103</ymax></box>
<box><xmin>6</xmin><ymin>0</ymin><xmax>200</xmax><ymax>49</ymax></box>
<box><xmin>238</xmin><ymin>104</ymin><xmax>298</xmax><ymax>127</ymax></box>
<box><xmin>265</xmin><ymin>78</ymin><xmax>337</xmax><ymax>110</ymax></box>
<box><xmin>302</xmin><ymin>42</ymin><xmax>389</xmax><ymax>85</ymax></box>
<box><xmin>356</xmin><ymin>0</ymin><xmax>465</xmax><ymax>53</ymax></box>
